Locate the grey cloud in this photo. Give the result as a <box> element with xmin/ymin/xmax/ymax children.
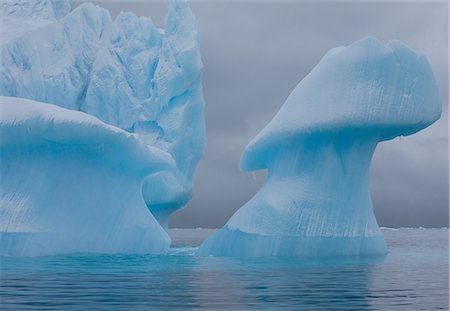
<box><xmin>77</xmin><ymin>0</ymin><xmax>449</xmax><ymax>228</ymax></box>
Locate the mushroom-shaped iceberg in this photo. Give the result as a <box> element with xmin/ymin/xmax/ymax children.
<box><xmin>199</xmin><ymin>37</ymin><xmax>441</xmax><ymax>257</ymax></box>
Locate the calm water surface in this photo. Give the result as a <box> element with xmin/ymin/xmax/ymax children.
<box><xmin>1</xmin><ymin>228</ymin><xmax>448</xmax><ymax>310</ymax></box>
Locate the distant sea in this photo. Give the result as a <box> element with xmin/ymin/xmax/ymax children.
<box><xmin>1</xmin><ymin>228</ymin><xmax>448</xmax><ymax>310</ymax></box>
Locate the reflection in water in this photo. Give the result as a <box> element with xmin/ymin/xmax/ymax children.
<box><xmin>1</xmin><ymin>253</ymin><xmax>386</xmax><ymax>310</ymax></box>
<box><xmin>1</xmin><ymin>228</ymin><xmax>448</xmax><ymax>310</ymax></box>
<box><xmin>191</xmin><ymin>255</ymin><xmax>385</xmax><ymax>310</ymax></box>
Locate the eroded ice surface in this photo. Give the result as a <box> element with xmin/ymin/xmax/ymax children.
<box><xmin>199</xmin><ymin>37</ymin><xmax>441</xmax><ymax>257</ymax></box>
<box><xmin>0</xmin><ymin>97</ymin><xmax>174</xmax><ymax>255</ymax></box>
<box><xmin>0</xmin><ymin>0</ymin><xmax>205</xmax><ymax>256</ymax></box>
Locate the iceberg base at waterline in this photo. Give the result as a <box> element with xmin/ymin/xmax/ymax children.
<box><xmin>199</xmin><ymin>133</ymin><xmax>388</xmax><ymax>257</ymax></box>
<box><xmin>199</xmin><ymin>227</ymin><xmax>387</xmax><ymax>257</ymax></box>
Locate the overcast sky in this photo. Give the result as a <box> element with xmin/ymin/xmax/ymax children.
<box><xmin>79</xmin><ymin>0</ymin><xmax>449</xmax><ymax>228</ymax></box>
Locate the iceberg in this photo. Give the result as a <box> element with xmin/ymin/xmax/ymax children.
<box><xmin>0</xmin><ymin>0</ymin><xmax>205</xmax><ymax>256</ymax></box>
<box><xmin>0</xmin><ymin>96</ymin><xmax>173</xmax><ymax>255</ymax></box>
<box><xmin>199</xmin><ymin>37</ymin><xmax>441</xmax><ymax>257</ymax></box>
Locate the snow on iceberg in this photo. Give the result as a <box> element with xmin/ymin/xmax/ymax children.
<box><xmin>199</xmin><ymin>37</ymin><xmax>441</xmax><ymax>257</ymax></box>
<box><xmin>0</xmin><ymin>0</ymin><xmax>205</xmax><ymax>255</ymax></box>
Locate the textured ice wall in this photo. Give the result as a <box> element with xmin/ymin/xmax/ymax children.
<box><xmin>1</xmin><ymin>97</ymin><xmax>174</xmax><ymax>256</ymax></box>
<box><xmin>1</xmin><ymin>0</ymin><xmax>204</xmax><ymax>227</ymax></box>
<box><xmin>199</xmin><ymin>37</ymin><xmax>441</xmax><ymax>257</ymax></box>
<box><xmin>0</xmin><ymin>0</ymin><xmax>205</xmax><ymax>255</ymax></box>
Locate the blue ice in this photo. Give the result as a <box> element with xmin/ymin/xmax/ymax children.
<box><xmin>199</xmin><ymin>37</ymin><xmax>441</xmax><ymax>257</ymax></box>
<box><xmin>0</xmin><ymin>0</ymin><xmax>205</xmax><ymax>256</ymax></box>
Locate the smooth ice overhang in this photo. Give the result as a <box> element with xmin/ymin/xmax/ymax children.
<box><xmin>240</xmin><ymin>37</ymin><xmax>441</xmax><ymax>172</ymax></box>
<box><xmin>0</xmin><ymin>96</ymin><xmax>176</xmax><ymax>177</ymax></box>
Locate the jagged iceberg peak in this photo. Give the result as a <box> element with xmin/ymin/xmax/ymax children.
<box><xmin>0</xmin><ymin>0</ymin><xmax>71</xmax><ymax>20</ymax></box>
<box><xmin>241</xmin><ymin>37</ymin><xmax>441</xmax><ymax>172</ymax></box>
<box><xmin>0</xmin><ymin>0</ymin><xmax>72</xmax><ymax>42</ymax></box>
<box><xmin>199</xmin><ymin>37</ymin><xmax>441</xmax><ymax>257</ymax></box>
<box><xmin>1</xmin><ymin>0</ymin><xmax>205</xmax><ymax>225</ymax></box>
<box><xmin>0</xmin><ymin>0</ymin><xmax>205</xmax><ymax>162</ymax></box>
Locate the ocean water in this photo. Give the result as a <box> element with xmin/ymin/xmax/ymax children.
<box><xmin>1</xmin><ymin>228</ymin><xmax>448</xmax><ymax>310</ymax></box>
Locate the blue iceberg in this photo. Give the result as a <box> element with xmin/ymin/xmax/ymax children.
<box><xmin>0</xmin><ymin>0</ymin><xmax>205</xmax><ymax>256</ymax></box>
<box><xmin>199</xmin><ymin>37</ymin><xmax>441</xmax><ymax>257</ymax></box>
